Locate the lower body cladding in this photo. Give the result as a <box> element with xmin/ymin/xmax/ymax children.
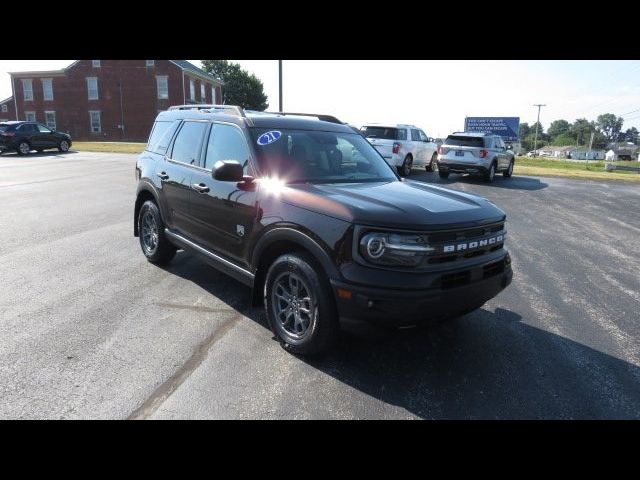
<box><xmin>438</xmin><ymin>162</ymin><xmax>489</xmax><ymax>174</ymax></box>
<box><xmin>330</xmin><ymin>253</ymin><xmax>512</xmax><ymax>327</ymax></box>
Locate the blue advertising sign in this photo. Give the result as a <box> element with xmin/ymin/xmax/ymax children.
<box><xmin>464</xmin><ymin>117</ymin><xmax>520</xmax><ymax>142</ymax></box>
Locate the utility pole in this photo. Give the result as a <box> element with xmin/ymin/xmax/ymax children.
<box><xmin>278</xmin><ymin>60</ymin><xmax>283</xmax><ymax>112</ymax></box>
<box><xmin>533</xmin><ymin>104</ymin><xmax>546</xmax><ymax>155</ymax></box>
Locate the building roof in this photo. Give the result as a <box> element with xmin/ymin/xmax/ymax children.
<box><xmin>170</xmin><ymin>60</ymin><xmax>223</xmax><ymax>85</ymax></box>
<box><xmin>540</xmin><ymin>145</ymin><xmax>575</xmax><ymax>152</ymax></box>
<box><xmin>8</xmin><ymin>60</ymin><xmax>222</xmax><ymax>85</ymax></box>
<box><xmin>0</xmin><ymin>96</ymin><xmax>13</xmax><ymax>104</ymax></box>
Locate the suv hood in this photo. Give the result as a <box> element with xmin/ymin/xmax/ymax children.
<box><xmin>281</xmin><ymin>180</ymin><xmax>505</xmax><ymax>229</ymax></box>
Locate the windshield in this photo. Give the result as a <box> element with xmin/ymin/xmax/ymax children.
<box><xmin>250</xmin><ymin>128</ymin><xmax>398</xmax><ymax>184</ymax></box>
<box><xmin>0</xmin><ymin>124</ymin><xmax>10</xmax><ymax>132</ymax></box>
<box><xmin>361</xmin><ymin>126</ymin><xmax>398</xmax><ymax>140</ymax></box>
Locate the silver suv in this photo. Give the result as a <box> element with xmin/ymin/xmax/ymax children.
<box><xmin>361</xmin><ymin>124</ymin><xmax>438</xmax><ymax>176</ymax></box>
<box><xmin>437</xmin><ymin>132</ymin><xmax>515</xmax><ymax>182</ymax></box>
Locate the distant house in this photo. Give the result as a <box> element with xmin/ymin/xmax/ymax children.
<box><xmin>606</xmin><ymin>144</ymin><xmax>639</xmax><ymax>160</ymax></box>
<box><xmin>0</xmin><ymin>96</ymin><xmax>15</xmax><ymax>122</ymax></box>
<box><xmin>6</xmin><ymin>60</ymin><xmax>223</xmax><ymax>142</ymax></box>
<box><xmin>539</xmin><ymin>145</ymin><xmax>605</xmax><ymax>160</ymax></box>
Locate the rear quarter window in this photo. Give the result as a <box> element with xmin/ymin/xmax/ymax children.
<box><xmin>445</xmin><ymin>136</ymin><xmax>485</xmax><ymax>148</ymax></box>
<box><xmin>147</xmin><ymin>120</ymin><xmax>180</xmax><ymax>155</ymax></box>
<box><xmin>362</xmin><ymin>126</ymin><xmax>398</xmax><ymax>140</ymax></box>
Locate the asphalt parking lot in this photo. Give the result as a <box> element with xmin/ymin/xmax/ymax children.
<box><xmin>1</xmin><ymin>151</ymin><xmax>639</xmax><ymax>419</ymax></box>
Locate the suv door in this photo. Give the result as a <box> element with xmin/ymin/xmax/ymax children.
<box><xmin>419</xmin><ymin>129</ymin><xmax>436</xmax><ymax>163</ymax></box>
<box><xmin>494</xmin><ymin>137</ymin><xmax>508</xmax><ymax>169</ymax></box>
<box><xmin>18</xmin><ymin>123</ymin><xmax>38</xmax><ymax>147</ymax></box>
<box><xmin>187</xmin><ymin>122</ymin><xmax>258</xmax><ymax>264</ymax></box>
<box><xmin>410</xmin><ymin>128</ymin><xmax>425</xmax><ymax>164</ymax></box>
<box><xmin>162</xmin><ymin>120</ymin><xmax>209</xmax><ymax>234</ymax></box>
<box><xmin>36</xmin><ymin>123</ymin><xmax>57</xmax><ymax>148</ymax></box>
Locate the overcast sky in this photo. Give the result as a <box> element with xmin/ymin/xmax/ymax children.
<box><xmin>1</xmin><ymin>60</ymin><xmax>639</xmax><ymax>138</ymax></box>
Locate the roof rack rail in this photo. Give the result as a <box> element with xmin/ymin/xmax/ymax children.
<box><xmin>168</xmin><ymin>104</ymin><xmax>246</xmax><ymax>118</ymax></box>
<box><xmin>264</xmin><ymin>111</ymin><xmax>343</xmax><ymax>124</ymax></box>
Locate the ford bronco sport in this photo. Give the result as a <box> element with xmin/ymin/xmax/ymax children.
<box><xmin>134</xmin><ymin>105</ymin><xmax>513</xmax><ymax>355</ymax></box>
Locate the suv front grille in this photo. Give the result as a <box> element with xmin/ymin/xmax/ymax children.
<box><xmin>422</xmin><ymin>222</ymin><xmax>505</xmax><ymax>266</ymax></box>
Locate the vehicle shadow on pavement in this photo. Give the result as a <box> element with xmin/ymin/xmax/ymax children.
<box><xmin>0</xmin><ymin>150</ymin><xmax>78</xmax><ymax>159</ymax></box>
<box><xmin>412</xmin><ymin>171</ymin><xmax>549</xmax><ymax>191</ymax></box>
<box><xmin>161</xmin><ymin>253</ymin><xmax>639</xmax><ymax>419</ymax></box>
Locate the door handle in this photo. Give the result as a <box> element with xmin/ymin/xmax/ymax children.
<box><xmin>192</xmin><ymin>183</ymin><xmax>210</xmax><ymax>193</ymax></box>
<box><xmin>157</xmin><ymin>171</ymin><xmax>169</xmax><ymax>180</ymax></box>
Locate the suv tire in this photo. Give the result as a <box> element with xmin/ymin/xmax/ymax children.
<box><xmin>58</xmin><ymin>140</ymin><xmax>70</xmax><ymax>153</ymax></box>
<box><xmin>438</xmin><ymin>169</ymin><xmax>449</xmax><ymax>179</ymax></box>
<box><xmin>503</xmin><ymin>159</ymin><xmax>514</xmax><ymax>178</ymax></box>
<box><xmin>264</xmin><ymin>252</ymin><xmax>339</xmax><ymax>355</ymax></box>
<box><xmin>137</xmin><ymin>200</ymin><xmax>177</xmax><ymax>265</ymax></box>
<box><xmin>426</xmin><ymin>153</ymin><xmax>438</xmax><ymax>172</ymax></box>
<box><xmin>484</xmin><ymin>161</ymin><xmax>496</xmax><ymax>182</ymax></box>
<box><xmin>398</xmin><ymin>155</ymin><xmax>412</xmax><ymax>177</ymax></box>
<box><xmin>17</xmin><ymin>141</ymin><xmax>30</xmax><ymax>156</ymax></box>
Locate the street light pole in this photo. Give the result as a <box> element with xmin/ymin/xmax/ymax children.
<box><xmin>278</xmin><ymin>60</ymin><xmax>283</xmax><ymax>112</ymax></box>
<box><xmin>533</xmin><ymin>104</ymin><xmax>546</xmax><ymax>155</ymax></box>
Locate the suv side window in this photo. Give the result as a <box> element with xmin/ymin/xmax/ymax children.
<box><xmin>411</xmin><ymin>129</ymin><xmax>421</xmax><ymax>141</ymax></box>
<box><xmin>396</xmin><ymin>129</ymin><xmax>407</xmax><ymax>141</ymax></box>
<box><xmin>419</xmin><ymin>130</ymin><xmax>428</xmax><ymax>142</ymax></box>
<box><xmin>18</xmin><ymin>124</ymin><xmax>37</xmax><ymax>133</ymax></box>
<box><xmin>37</xmin><ymin>124</ymin><xmax>52</xmax><ymax>133</ymax></box>
<box><xmin>204</xmin><ymin>123</ymin><xmax>251</xmax><ymax>174</ymax></box>
<box><xmin>168</xmin><ymin>121</ymin><xmax>208</xmax><ymax>165</ymax></box>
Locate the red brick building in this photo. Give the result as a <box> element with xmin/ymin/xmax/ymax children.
<box><xmin>6</xmin><ymin>60</ymin><xmax>223</xmax><ymax>141</ymax></box>
<box><xmin>0</xmin><ymin>96</ymin><xmax>16</xmax><ymax>122</ymax></box>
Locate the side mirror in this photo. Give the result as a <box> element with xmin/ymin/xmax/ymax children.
<box><xmin>212</xmin><ymin>160</ymin><xmax>243</xmax><ymax>181</ymax></box>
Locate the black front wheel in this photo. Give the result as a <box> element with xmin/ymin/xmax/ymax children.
<box><xmin>503</xmin><ymin>160</ymin><xmax>514</xmax><ymax>178</ymax></box>
<box><xmin>137</xmin><ymin>200</ymin><xmax>176</xmax><ymax>265</ymax></box>
<box><xmin>426</xmin><ymin>153</ymin><xmax>438</xmax><ymax>172</ymax></box>
<box><xmin>264</xmin><ymin>252</ymin><xmax>339</xmax><ymax>355</ymax></box>
<box><xmin>58</xmin><ymin>140</ymin><xmax>70</xmax><ymax>152</ymax></box>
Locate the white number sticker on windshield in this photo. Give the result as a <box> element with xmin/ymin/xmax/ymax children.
<box><xmin>257</xmin><ymin>130</ymin><xmax>282</xmax><ymax>146</ymax></box>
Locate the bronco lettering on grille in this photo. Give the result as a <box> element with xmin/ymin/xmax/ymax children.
<box><xmin>443</xmin><ymin>234</ymin><xmax>504</xmax><ymax>253</ymax></box>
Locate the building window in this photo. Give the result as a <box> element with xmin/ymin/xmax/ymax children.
<box><xmin>45</xmin><ymin>111</ymin><xmax>56</xmax><ymax>130</ymax></box>
<box><xmin>201</xmin><ymin>83</ymin><xmax>206</xmax><ymax>103</ymax></box>
<box><xmin>22</xmin><ymin>79</ymin><xmax>33</xmax><ymax>101</ymax></box>
<box><xmin>42</xmin><ymin>78</ymin><xmax>53</xmax><ymax>101</ymax></box>
<box><xmin>25</xmin><ymin>111</ymin><xmax>36</xmax><ymax>122</ymax></box>
<box><xmin>89</xmin><ymin>111</ymin><xmax>101</xmax><ymax>133</ymax></box>
<box><xmin>146</xmin><ymin>60</ymin><xmax>155</xmax><ymax>67</ymax></box>
<box><xmin>86</xmin><ymin>77</ymin><xmax>98</xmax><ymax>100</ymax></box>
<box><xmin>156</xmin><ymin>75</ymin><xmax>168</xmax><ymax>99</ymax></box>
<box><xmin>1</xmin><ymin>104</ymin><xmax>7</xmax><ymax>112</ymax></box>
<box><xmin>92</xmin><ymin>60</ymin><xmax>101</xmax><ymax>67</ymax></box>
<box><xmin>189</xmin><ymin>79</ymin><xmax>195</xmax><ymax>101</ymax></box>
<box><xmin>212</xmin><ymin>87</ymin><xmax>216</xmax><ymax>104</ymax></box>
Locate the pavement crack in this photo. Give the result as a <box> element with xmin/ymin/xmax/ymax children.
<box><xmin>127</xmin><ymin>311</ymin><xmax>244</xmax><ymax>420</ymax></box>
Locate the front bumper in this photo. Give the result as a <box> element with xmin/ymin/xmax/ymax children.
<box><xmin>330</xmin><ymin>253</ymin><xmax>512</xmax><ymax>327</ymax></box>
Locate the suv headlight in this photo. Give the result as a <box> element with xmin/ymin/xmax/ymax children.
<box><xmin>359</xmin><ymin>231</ymin><xmax>435</xmax><ymax>267</ymax></box>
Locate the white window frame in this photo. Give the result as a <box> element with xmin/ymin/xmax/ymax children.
<box><xmin>211</xmin><ymin>87</ymin><xmax>216</xmax><ymax>104</ymax></box>
<box><xmin>146</xmin><ymin>60</ymin><xmax>155</xmax><ymax>67</ymax></box>
<box><xmin>156</xmin><ymin>75</ymin><xmax>168</xmax><ymax>99</ymax></box>
<box><xmin>41</xmin><ymin>78</ymin><xmax>53</xmax><ymax>101</ymax></box>
<box><xmin>22</xmin><ymin>79</ymin><xmax>33</xmax><ymax>101</ymax></box>
<box><xmin>189</xmin><ymin>79</ymin><xmax>195</xmax><ymax>101</ymax></box>
<box><xmin>25</xmin><ymin>111</ymin><xmax>36</xmax><ymax>122</ymax></box>
<box><xmin>86</xmin><ymin>77</ymin><xmax>99</xmax><ymax>100</ymax></box>
<box><xmin>89</xmin><ymin>110</ymin><xmax>101</xmax><ymax>133</ymax></box>
<box><xmin>92</xmin><ymin>60</ymin><xmax>101</xmax><ymax>68</ymax></box>
<box><xmin>201</xmin><ymin>83</ymin><xmax>206</xmax><ymax>103</ymax></box>
<box><xmin>1</xmin><ymin>104</ymin><xmax>7</xmax><ymax>112</ymax></box>
<box><xmin>45</xmin><ymin>111</ymin><xmax>56</xmax><ymax>130</ymax></box>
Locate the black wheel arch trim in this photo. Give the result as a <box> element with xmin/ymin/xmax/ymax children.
<box><xmin>251</xmin><ymin>227</ymin><xmax>340</xmax><ymax>280</ymax></box>
<box><xmin>134</xmin><ymin>181</ymin><xmax>162</xmax><ymax>237</ymax></box>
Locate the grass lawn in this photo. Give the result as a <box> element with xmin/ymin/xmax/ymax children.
<box><xmin>514</xmin><ymin>157</ymin><xmax>640</xmax><ymax>183</ymax></box>
<box><xmin>72</xmin><ymin>142</ymin><xmax>146</xmax><ymax>154</ymax></box>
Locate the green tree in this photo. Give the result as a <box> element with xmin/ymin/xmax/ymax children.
<box><xmin>201</xmin><ymin>60</ymin><xmax>269</xmax><ymax>111</ymax></box>
<box><xmin>553</xmin><ymin>133</ymin><xmax>576</xmax><ymax>146</ymax></box>
<box><xmin>596</xmin><ymin>113</ymin><xmax>624</xmax><ymax>143</ymax></box>
<box><xmin>622</xmin><ymin>127</ymin><xmax>638</xmax><ymax>144</ymax></box>
<box><xmin>547</xmin><ymin>119</ymin><xmax>571</xmax><ymax>141</ymax></box>
<box><xmin>570</xmin><ymin>118</ymin><xmax>595</xmax><ymax>146</ymax></box>
<box><xmin>519</xmin><ymin>122</ymin><xmax>530</xmax><ymax>139</ymax></box>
